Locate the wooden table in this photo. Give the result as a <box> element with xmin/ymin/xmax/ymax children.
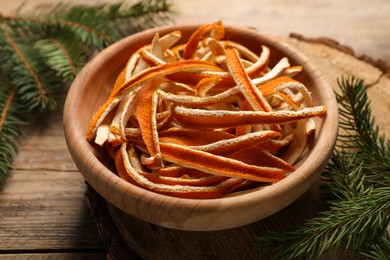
<box><xmin>1</xmin><ymin>0</ymin><xmax>389</xmax><ymax>259</ymax></box>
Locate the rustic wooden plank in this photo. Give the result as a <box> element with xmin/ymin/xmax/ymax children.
<box><xmin>12</xmin><ymin>102</ymin><xmax>78</xmax><ymax>172</ymax></box>
<box><xmin>0</xmin><ymin>97</ymin><xmax>104</xmax><ymax>253</ymax></box>
<box><xmin>0</xmin><ymin>170</ymin><xmax>103</xmax><ymax>251</ymax></box>
<box><xmin>12</xmin><ymin>142</ymin><xmax>77</xmax><ymax>171</ymax></box>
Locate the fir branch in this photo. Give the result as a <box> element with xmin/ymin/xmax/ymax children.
<box><xmin>0</xmin><ymin>0</ymin><xmax>174</xmax><ymax>186</ymax></box>
<box><xmin>1</xmin><ymin>0</ymin><xmax>174</xmax><ymax>51</ymax></box>
<box><xmin>321</xmin><ymin>151</ymin><xmax>367</xmax><ymax>202</ymax></box>
<box><xmin>2</xmin><ymin>6</ymin><xmax>114</xmax><ymax>50</ymax></box>
<box><xmin>34</xmin><ymin>36</ymin><xmax>86</xmax><ymax>84</ymax></box>
<box><xmin>0</xmin><ymin>78</ymin><xmax>28</xmax><ymax>183</ymax></box>
<box><xmin>336</xmin><ymin>77</ymin><xmax>390</xmax><ymax>187</ymax></box>
<box><xmin>113</xmin><ymin>0</ymin><xmax>174</xmax><ymax>33</ymax></box>
<box><xmin>255</xmin><ymin>187</ymin><xmax>389</xmax><ymax>259</ymax></box>
<box><xmin>359</xmin><ymin>235</ymin><xmax>390</xmax><ymax>260</ymax></box>
<box><xmin>254</xmin><ymin>76</ymin><xmax>390</xmax><ymax>259</ymax></box>
<box><xmin>0</xmin><ymin>27</ymin><xmax>59</xmax><ymax>111</ymax></box>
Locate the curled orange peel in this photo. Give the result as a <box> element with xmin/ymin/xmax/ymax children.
<box><xmin>133</xmin><ymin>141</ymin><xmax>285</xmax><ymax>182</ymax></box>
<box><xmin>134</xmin><ymin>77</ymin><xmax>168</xmax><ymax>169</ymax></box>
<box><xmin>87</xmin><ymin>22</ymin><xmax>328</xmax><ymax>199</ymax></box>
<box><xmin>173</xmin><ymin>105</ymin><xmax>327</xmax><ymax>128</ymax></box>
<box><xmin>116</xmin><ymin>143</ymin><xmax>244</xmax><ymax>199</ymax></box>
<box><xmin>226</xmin><ymin>47</ymin><xmax>271</xmax><ymax>112</ymax></box>
<box><xmin>183</xmin><ymin>21</ymin><xmax>225</xmax><ymax>59</ymax></box>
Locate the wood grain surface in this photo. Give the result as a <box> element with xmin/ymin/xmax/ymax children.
<box><xmin>0</xmin><ymin>0</ymin><xmax>389</xmax><ymax>259</ymax></box>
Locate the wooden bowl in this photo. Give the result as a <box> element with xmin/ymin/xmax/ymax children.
<box><xmin>63</xmin><ymin>24</ymin><xmax>338</xmax><ymax>231</ymax></box>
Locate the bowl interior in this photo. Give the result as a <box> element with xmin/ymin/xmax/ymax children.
<box><xmin>64</xmin><ymin>24</ymin><xmax>338</xmax><ymax>231</ymax></box>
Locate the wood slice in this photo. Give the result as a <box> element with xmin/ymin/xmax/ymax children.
<box><xmin>86</xmin><ymin>34</ymin><xmax>390</xmax><ymax>260</ymax></box>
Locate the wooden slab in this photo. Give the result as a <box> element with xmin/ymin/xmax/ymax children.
<box><xmin>86</xmin><ymin>35</ymin><xmax>390</xmax><ymax>259</ymax></box>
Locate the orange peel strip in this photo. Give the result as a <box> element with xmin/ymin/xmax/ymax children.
<box><xmin>183</xmin><ymin>21</ymin><xmax>225</xmax><ymax>59</ymax></box>
<box><xmin>113</xmin><ymin>59</ymin><xmax>223</xmax><ymax>97</ymax></box>
<box><xmin>155</xmin><ymin>59</ymin><xmax>293</xmax><ymax>108</ymax></box>
<box><xmin>140</xmin><ymin>172</ymin><xmax>229</xmax><ymax>187</ymax></box>
<box><xmin>241</xmin><ymin>45</ymin><xmax>270</xmax><ymax>76</ymax></box>
<box><xmin>87</xmin><ymin>96</ymin><xmax>122</xmax><ymax>142</ymax></box>
<box><xmin>88</xmin><ymin>60</ymin><xmax>223</xmax><ymax>139</ymax></box>
<box><xmin>159</xmin><ymin>128</ymin><xmax>234</xmax><ymax>146</ymax></box>
<box><xmin>280</xmin><ymin>119</ymin><xmax>309</xmax><ymax>165</ymax></box>
<box><xmin>259</xmin><ymin>76</ymin><xmax>299</xmax><ymax>96</ymax></box>
<box><xmin>109</xmin><ymin>92</ymin><xmax>135</xmax><ymax>143</ymax></box>
<box><xmin>259</xmin><ymin>76</ymin><xmax>313</xmax><ymax>107</ymax></box>
<box><xmin>134</xmin><ymin>77</ymin><xmax>168</xmax><ymax>169</ymax></box>
<box><xmin>251</xmin><ymin>57</ymin><xmax>290</xmax><ymax>86</ymax></box>
<box><xmin>223</xmin><ymin>40</ymin><xmax>260</xmax><ymax>62</ymax></box>
<box><xmin>122</xmin><ymin>31</ymin><xmax>182</xmax><ymax>83</ymax></box>
<box><xmin>156</xmin><ymin>165</ymin><xmax>211</xmax><ymax>178</ymax></box>
<box><xmin>259</xmin><ymin>134</ymin><xmax>294</xmax><ymax>154</ymax></box>
<box><xmin>196</xmin><ymin>76</ymin><xmax>224</xmax><ymax>96</ymax></box>
<box><xmin>156</xmin><ymin>142</ymin><xmax>286</xmax><ymax>182</ymax></box>
<box><xmin>185</xmin><ymin>130</ymin><xmax>281</xmax><ymax>155</ymax></box>
<box><xmin>228</xmin><ymin>145</ymin><xmax>295</xmax><ymax>172</ymax></box>
<box><xmin>159</xmin><ymin>31</ymin><xmax>182</xmax><ymax>51</ymax></box>
<box><xmin>116</xmin><ymin>143</ymin><xmax>244</xmax><ymax>199</ymax></box>
<box><xmin>124</xmin><ymin>108</ymin><xmax>172</xmax><ymax>139</ymax></box>
<box><xmin>174</xmin><ymin>105</ymin><xmax>327</xmax><ymax>128</ymax></box>
<box><xmin>118</xmin><ymin>91</ymin><xmax>137</xmax><ymax>139</ymax></box>
<box><xmin>282</xmin><ymin>65</ymin><xmax>303</xmax><ymax>77</ymax></box>
<box><xmin>132</xmin><ymin>137</ymin><xmax>286</xmax><ymax>182</ymax></box>
<box><xmin>156</xmin><ymin>87</ymin><xmax>238</xmax><ymax>107</ymax></box>
<box><xmin>205</xmin><ymin>37</ymin><xmax>225</xmax><ymax>57</ymax></box>
<box><xmin>226</xmin><ymin>47</ymin><xmax>271</xmax><ymax>112</ymax></box>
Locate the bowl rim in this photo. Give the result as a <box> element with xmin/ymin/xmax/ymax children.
<box><xmin>64</xmin><ymin>23</ymin><xmax>339</xmax><ymax>231</ymax></box>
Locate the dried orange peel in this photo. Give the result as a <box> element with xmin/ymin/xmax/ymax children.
<box><xmin>86</xmin><ymin>21</ymin><xmax>327</xmax><ymax>199</ymax></box>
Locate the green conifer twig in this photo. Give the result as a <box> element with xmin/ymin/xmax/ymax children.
<box><xmin>0</xmin><ymin>0</ymin><xmax>173</xmax><ymax>185</ymax></box>
<box><xmin>0</xmin><ymin>83</ymin><xmax>28</xmax><ymax>184</ymax></box>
